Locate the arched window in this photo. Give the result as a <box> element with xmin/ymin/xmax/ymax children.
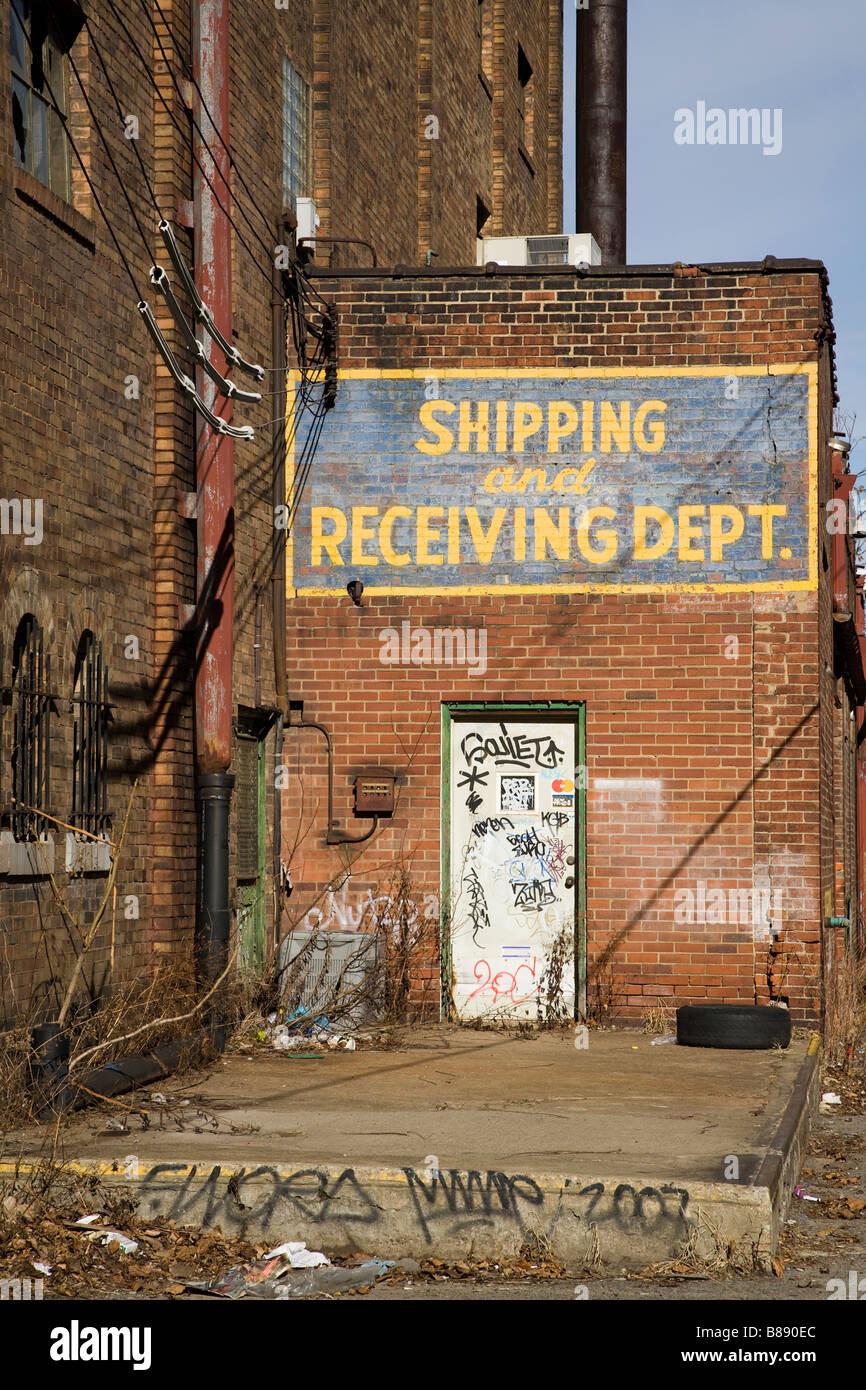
<box><xmin>71</xmin><ymin>632</ymin><xmax>110</xmax><ymax>837</ymax></box>
<box><xmin>10</xmin><ymin>614</ymin><xmax>51</xmax><ymax>841</ymax></box>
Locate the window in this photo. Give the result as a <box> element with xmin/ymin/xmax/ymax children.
<box><xmin>71</xmin><ymin>632</ymin><xmax>110</xmax><ymax>838</ymax></box>
<box><xmin>282</xmin><ymin>55</ymin><xmax>310</xmax><ymax>204</ymax></box>
<box><xmin>9</xmin><ymin>615</ymin><xmax>51</xmax><ymax>840</ymax></box>
<box><xmin>517</xmin><ymin>43</ymin><xmax>534</xmax><ymax>160</ymax></box>
<box><xmin>9</xmin><ymin>1</ymin><xmax>80</xmax><ymax>200</ymax></box>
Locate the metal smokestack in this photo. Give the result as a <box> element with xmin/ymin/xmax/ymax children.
<box><xmin>576</xmin><ymin>0</ymin><xmax>627</xmax><ymax>264</ymax></box>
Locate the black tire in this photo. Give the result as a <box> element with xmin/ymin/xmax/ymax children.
<box><xmin>676</xmin><ymin>1004</ymin><xmax>791</xmax><ymax>1050</ymax></box>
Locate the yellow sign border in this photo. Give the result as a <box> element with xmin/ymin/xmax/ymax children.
<box><xmin>286</xmin><ymin>364</ymin><xmax>818</xmax><ymax>597</ymax></box>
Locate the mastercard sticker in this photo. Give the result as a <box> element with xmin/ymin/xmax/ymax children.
<box><xmin>552</xmin><ymin>778</ymin><xmax>575</xmax><ymax>793</ymax></box>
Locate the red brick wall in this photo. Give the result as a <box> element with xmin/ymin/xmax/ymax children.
<box><xmin>282</xmin><ymin>264</ymin><xmax>835</xmax><ymax>1024</ymax></box>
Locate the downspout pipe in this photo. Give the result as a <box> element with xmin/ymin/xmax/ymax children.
<box><xmin>273</xmin><ymin>214</ymin><xmax>293</xmax><ymax>954</ymax></box>
<box><xmin>193</xmin><ymin>0</ymin><xmax>235</xmax><ymax>1045</ymax></box>
<box><xmin>197</xmin><ymin>771</ymin><xmax>234</xmax><ymax>1049</ymax></box>
<box><xmin>272</xmin><ymin>212</ymin><xmax>292</xmax><ymax>722</ymax></box>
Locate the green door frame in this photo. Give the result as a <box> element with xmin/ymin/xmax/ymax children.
<box><xmin>441</xmin><ymin>701</ymin><xmax>587</xmax><ymax>1020</ymax></box>
<box><xmin>237</xmin><ymin>730</ymin><xmax>267</xmax><ymax>974</ymax></box>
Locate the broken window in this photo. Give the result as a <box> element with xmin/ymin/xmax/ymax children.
<box><xmin>10</xmin><ymin>0</ymin><xmax>81</xmax><ymax>201</ymax></box>
<box><xmin>517</xmin><ymin>43</ymin><xmax>534</xmax><ymax>160</ymax></box>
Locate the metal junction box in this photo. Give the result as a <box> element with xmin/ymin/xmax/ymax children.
<box><xmin>353</xmin><ymin>773</ymin><xmax>395</xmax><ymax>817</ymax></box>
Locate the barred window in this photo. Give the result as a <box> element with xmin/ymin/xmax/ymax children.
<box><xmin>9</xmin><ymin>0</ymin><xmax>80</xmax><ymax>201</ymax></box>
<box><xmin>71</xmin><ymin>632</ymin><xmax>110</xmax><ymax>838</ymax></box>
<box><xmin>9</xmin><ymin>614</ymin><xmax>51</xmax><ymax>840</ymax></box>
<box><xmin>282</xmin><ymin>55</ymin><xmax>310</xmax><ymax>204</ymax></box>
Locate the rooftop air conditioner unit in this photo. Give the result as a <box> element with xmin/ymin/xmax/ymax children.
<box><xmin>296</xmin><ymin>197</ymin><xmax>319</xmax><ymax>243</ymax></box>
<box><xmin>476</xmin><ymin>232</ymin><xmax>601</xmax><ymax>268</ymax></box>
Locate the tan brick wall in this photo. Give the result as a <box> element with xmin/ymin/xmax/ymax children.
<box><xmin>0</xmin><ymin>2</ymin><xmax>158</xmax><ymax>1021</ymax></box>
<box><xmin>0</xmin><ymin>0</ymin><xmax>560</xmax><ymax>1026</ymax></box>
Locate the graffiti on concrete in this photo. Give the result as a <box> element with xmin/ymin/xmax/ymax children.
<box><xmin>135</xmin><ymin>1164</ymin><xmax>692</xmax><ymax>1246</ymax></box>
<box><xmin>570</xmin><ymin>1181</ymin><xmax>691</xmax><ymax>1232</ymax></box>
<box><xmin>401</xmin><ymin>1167</ymin><xmax>544</xmax><ymax>1243</ymax></box>
<box><xmin>138</xmin><ymin>1163</ymin><xmax>381</xmax><ymax>1231</ymax></box>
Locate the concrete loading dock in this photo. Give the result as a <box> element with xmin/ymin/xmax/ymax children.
<box><xmin>5</xmin><ymin>1028</ymin><xmax>821</xmax><ymax>1271</ymax></box>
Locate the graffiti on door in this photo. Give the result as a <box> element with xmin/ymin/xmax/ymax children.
<box><xmin>450</xmin><ymin>715</ymin><xmax>578</xmax><ymax>1020</ymax></box>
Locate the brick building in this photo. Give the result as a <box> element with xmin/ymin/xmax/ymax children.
<box><xmin>0</xmin><ymin>0</ymin><xmax>562</xmax><ymax>1028</ymax></box>
<box><xmin>282</xmin><ymin>257</ymin><xmax>862</xmax><ymax>1026</ymax></box>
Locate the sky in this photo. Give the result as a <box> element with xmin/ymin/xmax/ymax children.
<box><xmin>562</xmin><ymin>0</ymin><xmax>866</xmax><ymax>459</ymax></box>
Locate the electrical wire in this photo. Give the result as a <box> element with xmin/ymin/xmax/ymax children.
<box><xmin>126</xmin><ymin>0</ymin><xmax>278</xmax><ymax>263</ymax></box>
<box><xmin>43</xmin><ymin>0</ymin><xmax>335</xmax><ymax>440</ymax></box>
<box><xmin>97</xmin><ymin>0</ymin><xmax>337</xmax><ymax>393</ymax></box>
<box><xmin>76</xmin><ymin>2</ymin><xmax>298</xmax><ymax>401</ymax></box>
<box><xmin>147</xmin><ymin>0</ymin><xmax>277</xmax><ymax>243</ymax></box>
<box><xmin>287</xmin><ymin>399</ymin><xmax>330</xmax><ymax>533</ymax></box>
<box><xmin>49</xmin><ymin>0</ymin><xmax>270</xmax><ymax>425</ymax></box>
<box><xmin>78</xmin><ymin>6</ymin><xmax>162</xmax><ymax>219</ymax></box>
<box><xmin>100</xmin><ymin>0</ymin><xmax>275</xmax><ymax>289</ymax></box>
<box><xmin>45</xmin><ymin>2</ymin><xmax>154</xmax><ymax>262</ymax></box>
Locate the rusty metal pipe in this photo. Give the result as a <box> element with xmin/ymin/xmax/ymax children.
<box><xmin>193</xmin><ymin>0</ymin><xmax>235</xmax><ymax>1026</ymax></box>
<box><xmin>576</xmin><ymin>0</ymin><xmax>627</xmax><ymax>264</ymax></box>
<box><xmin>193</xmin><ymin>0</ymin><xmax>234</xmax><ymax>776</ymax></box>
<box><xmin>297</xmin><ymin>235</ymin><xmax>378</xmax><ymax>268</ymax></box>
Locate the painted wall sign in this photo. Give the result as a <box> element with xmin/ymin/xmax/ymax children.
<box><xmin>288</xmin><ymin>366</ymin><xmax>817</xmax><ymax>595</ymax></box>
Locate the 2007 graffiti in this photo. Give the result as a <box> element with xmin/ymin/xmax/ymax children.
<box><xmin>134</xmin><ymin>1164</ymin><xmax>693</xmax><ymax>1249</ymax></box>
<box><xmin>572</xmin><ymin>1180</ymin><xmax>691</xmax><ymax>1232</ymax></box>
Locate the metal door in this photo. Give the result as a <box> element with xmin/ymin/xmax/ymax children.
<box><xmin>447</xmin><ymin>709</ymin><xmax>580</xmax><ymax>1021</ymax></box>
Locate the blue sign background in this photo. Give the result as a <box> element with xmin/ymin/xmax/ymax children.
<box><xmin>289</xmin><ymin>370</ymin><xmax>813</xmax><ymax>592</ymax></box>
